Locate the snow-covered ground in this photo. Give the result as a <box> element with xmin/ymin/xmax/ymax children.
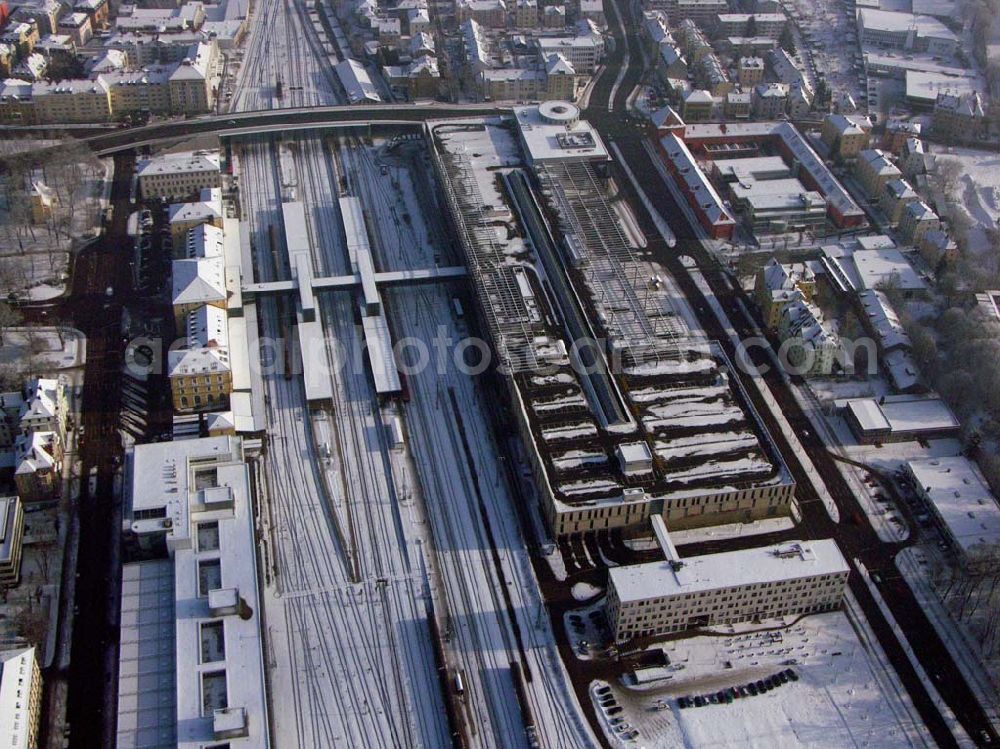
<box><xmin>0</xmin><ymin>148</ymin><xmax>110</xmax><ymax>300</ymax></box>
<box><xmin>0</xmin><ymin>327</ymin><xmax>85</xmax><ymax>373</ymax></box>
<box><xmin>587</xmin><ymin>609</ymin><xmax>935</xmax><ymax>748</ymax></box>
<box><xmin>897</xmin><ymin>547</ymin><xmax>1000</xmax><ymax>733</ymax></box>
<box><xmin>931</xmin><ymin>145</ymin><xmax>1000</xmax><ymax>257</ymax></box>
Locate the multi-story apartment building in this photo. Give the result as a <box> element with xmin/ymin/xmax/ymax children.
<box><xmin>696</xmin><ymin>52</ymin><xmax>731</xmax><ymax>96</ymax></box>
<box><xmin>607</xmin><ymin>540</ymin><xmax>849</xmax><ymax>642</ymax></box>
<box><xmin>137</xmin><ymin>149</ymin><xmax>221</xmax><ymax>199</ymax></box>
<box><xmin>13</xmin><ymin>430</ymin><xmax>61</xmax><ymax>502</ymax></box>
<box><xmin>754</xmin><ymin>258</ymin><xmax>815</xmax><ymax>329</ymax></box>
<box><xmin>56</xmin><ymin>11</ymin><xmax>92</xmax><ymax>45</ymax></box>
<box><xmin>737</xmin><ymin>56</ymin><xmax>764</xmax><ymax>86</ymax></box>
<box><xmin>25</xmin><ymin>78</ymin><xmax>111</xmax><ymax>122</ymax></box>
<box><xmin>644</xmin><ymin>0</ymin><xmax>727</xmax><ymax>27</ymax></box>
<box><xmin>102</xmin><ymin>66</ymin><xmax>174</xmax><ymax>116</ymax></box>
<box><xmin>932</xmin><ymin>91</ymin><xmax>986</xmax><ymax>143</ymax></box>
<box><xmin>855</xmin><ymin>148</ymin><xmax>901</xmax><ymax>197</ymax></box>
<box><xmin>0</xmin><ymin>647</ymin><xmax>43</xmax><ymax>749</ymax></box>
<box><xmin>513</xmin><ymin>0</ymin><xmax>537</xmax><ymax>27</ymax></box>
<box><xmin>19</xmin><ymin>378</ymin><xmax>67</xmax><ymax>438</ymax></box>
<box><xmin>715</xmin><ymin>12</ymin><xmax>786</xmax><ymax>39</ymax></box>
<box><xmin>74</xmin><ymin>0</ymin><xmax>109</xmax><ymax>28</ymax></box>
<box><xmin>751</xmin><ymin>82</ymin><xmax>787</xmax><ymax>118</ymax></box>
<box><xmin>0</xmin><ymin>22</ymin><xmax>39</xmax><ymax>57</ymax></box>
<box><xmin>536</xmin><ymin>33</ymin><xmax>603</xmax><ymax>74</ymax></box>
<box><xmin>880</xmin><ymin>178</ymin><xmax>920</xmax><ymax>226</ymax></box>
<box><xmin>0</xmin><ymin>497</ymin><xmax>24</xmax><ymax>588</ymax></box>
<box><xmin>169</xmin><ymin>304</ymin><xmax>232</xmax><ymax>412</ymax></box>
<box><xmin>899</xmin><ymin>199</ymin><xmax>940</xmax><ymax>244</ymax></box>
<box><xmin>455</xmin><ymin>0</ymin><xmax>506</xmax><ymax>27</ymax></box>
<box><xmin>777</xmin><ymin>298</ymin><xmax>841</xmax><ymax>376</ymax></box>
<box><xmin>168</xmin><ymin>41</ymin><xmax>216</xmax><ymax>113</ymax></box>
<box><xmin>821</xmin><ymin>113</ymin><xmax>872</xmax><ymax>160</ymax></box>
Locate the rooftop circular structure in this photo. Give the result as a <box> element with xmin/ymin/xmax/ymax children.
<box><xmin>538</xmin><ymin>100</ymin><xmax>579</xmax><ymax>126</ymax></box>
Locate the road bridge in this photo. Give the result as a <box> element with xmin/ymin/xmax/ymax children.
<box><xmin>75</xmin><ymin>103</ymin><xmax>511</xmax><ymax>154</ymax></box>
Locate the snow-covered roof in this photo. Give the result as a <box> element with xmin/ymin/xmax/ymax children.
<box><xmin>334</xmin><ymin>59</ymin><xmax>381</xmax><ymax>104</ymax></box>
<box><xmin>14</xmin><ymin>431</ymin><xmax>57</xmax><ymax>474</ymax></box>
<box><xmin>168</xmin><ymin>188</ymin><xmax>223</xmax><ymax>226</ymax></box>
<box><xmin>858</xmin><ymin>289</ymin><xmax>911</xmax><ymax>350</ymax></box>
<box><xmin>19</xmin><ymin>377</ymin><xmax>59</xmax><ymax>422</ymax></box>
<box><xmin>853</xmin><ymin>247</ymin><xmax>926</xmax><ymax>291</ymax></box>
<box><xmin>857</xmin><ymin>8</ymin><xmax>957</xmax><ymax>41</ymax></box>
<box><xmin>118</xmin><ymin>437</ymin><xmax>268</xmax><ymax>749</ymax></box>
<box><xmin>137</xmin><ymin>149</ymin><xmax>220</xmax><ymax>178</ymax></box>
<box><xmin>660</xmin><ymin>134</ymin><xmax>735</xmax><ymax>228</ymax></box>
<box><xmin>513</xmin><ymin>101</ymin><xmax>609</xmax><ymax>164</ymax></box>
<box><xmin>172</xmin><ymin>256</ymin><xmax>225</xmax><ymax>310</ymax></box>
<box><xmin>907</xmin><ymin>457</ymin><xmax>1000</xmax><ymax>558</ymax></box>
<box><xmin>610</xmin><ymin>539</ymin><xmax>849</xmax><ymax>603</ymax></box>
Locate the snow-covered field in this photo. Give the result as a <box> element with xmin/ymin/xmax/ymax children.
<box><xmin>0</xmin><ymin>327</ymin><xmax>85</xmax><ymax>373</ymax></box>
<box><xmin>589</xmin><ymin>611</ymin><xmax>932</xmax><ymax>748</ymax></box>
<box><xmin>932</xmin><ymin>146</ymin><xmax>1000</xmax><ymax>257</ymax></box>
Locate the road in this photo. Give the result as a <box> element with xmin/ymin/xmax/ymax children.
<box><xmin>580</xmin><ymin>1</ymin><xmax>998</xmax><ymax>745</ymax></box>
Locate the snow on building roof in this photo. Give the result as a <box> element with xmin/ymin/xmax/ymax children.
<box><xmin>610</xmin><ymin>539</ymin><xmax>849</xmax><ymax>603</ymax></box>
<box><xmin>905</xmin><ymin>70</ymin><xmax>979</xmax><ymax>105</ymax></box>
<box><xmin>137</xmin><ymin>149</ymin><xmax>220</xmax><ymax>178</ymax></box>
<box><xmin>857</xmin><ymin>8</ymin><xmax>957</xmax><ymax>40</ymax></box>
<box><xmin>119</xmin><ymin>437</ymin><xmax>268</xmax><ymax>748</ymax></box>
<box><xmin>852</xmin><ymin>247</ymin><xmax>926</xmax><ymax>291</ymax></box>
<box><xmin>14</xmin><ymin>431</ymin><xmax>57</xmax><ymax>475</ymax></box>
<box><xmin>335</xmin><ymin>59</ymin><xmax>381</xmax><ymax>104</ymax></box>
<box><xmin>858</xmin><ymin>289</ymin><xmax>911</xmax><ymax>350</ymax></box>
<box><xmin>907</xmin><ymin>457</ymin><xmax>1000</xmax><ymax>557</ymax></box>
<box><xmin>168</xmin><ymin>188</ymin><xmax>223</xmax><ymax>226</ymax></box>
<box><xmin>884</xmin><ymin>348</ymin><xmax>920</xmax><ymax>391</ymax></box>
<box><xmin>713</xmin><ymin>156</ymin><xmax>790</xmax><ymax>182</ymax></box>
<box><xmin>172</xmin><ymin>257</ymin><xmax>225</xmax><ymax>306</ymax></box>
<box><xmin>975</xmin><ymin>290</ymin><xmax>1000</xmax><ymax>321</ymax></box>
<box><xmin>827</xmin><ymin>113</ymin><xmax>873</xmax><ymax>135</ymax></box>
<box><xmin>19</xmin><ymin>378</ymin><xmax>60</xmax><ymax>424</ymax></box>
<box><xmin>846</xmin><ymin>398</ymin><xmax>891</xmax><ymax>433</ymax></box>
<box><xmin>661</xmin><ymin>134</ymin><xmax>735</xmax><ymax>228</ymax></box>
<box><xmin>513</xmin><ymin>101</ymin><xmax>609</xmax><ymax>164</ymax></box>
<box><xmin>843</xmin><ymin>394</ymin><xmax>958</xmax><ymax>435</ymax></box>
<box><xmin>878</xmin><ymin>394</ymin><xmax>959</xmax><ymax>433</ymax></box>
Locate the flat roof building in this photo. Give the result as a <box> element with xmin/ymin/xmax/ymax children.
<box><xmin>608</xmin><ymin>539</ymin><xmax>849</xmax><ymax>641</ymax></box>
<box><xmin>840</xmin><ymin>394</ymin><xmax>960</xmax><ymax>444</ymax></box>
<box><xmin>116</xmin><ymin>436</ymin><xmax>270</xmax><ymax>748</ymax></box>
<box><xmin>905</xmin><ymin>457</ymin><xmax>1000</xmax><ymax>572</ymax></box>
<box><xmin>513</xmin><ymin>101</ymin><xmax>609</xmax><ymax>165</ymax></box>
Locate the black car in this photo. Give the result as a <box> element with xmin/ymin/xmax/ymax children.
<box><xmin>607</xmin><ymin>706</ymin><xmax>623</xmax><ymax>716</ymax></box>
<box><xmin>677</xmin><ymin>696</ymin><xmax>690</xmax><ymax>709</ymax></box>
<box><xmin>694</xmin><ymin>696</ymin><xmax>706</xmax><ymax>707</ymax></box>
<box><xmin>776</xmin><ymin>672</ymin><xmax>788</xmax><ymax>684</ymax></box>
<box><xmin>756</xmin><ymin>680</ymin><xmax>767</xmax><ymax>692</ymax></box>
<box><xmin>596</xmin><ymin>686</ymin><xmax>611</xmax><ymax>696</ymax></box>
<box><xmin>709</xmin><ymin>693</ymin><xmax>719</xmax><ymax>704</ymax></box>
<box><xmin>763</xmin><ymin>677</ymin><xmax>774</xmax><ymax>690</ymax></box>
<box><xmin>785</xmin><ymin>669</ymin><xmax>799</xmax><ymax>682</ymax></box>
<box><xmin>747</xmin><ymin>683</ymin><xmax>758</xmax><ymax>696</ymax></box>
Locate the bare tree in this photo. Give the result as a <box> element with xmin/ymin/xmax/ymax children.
<box><xmin>0</xmin><ymin>303</ymin><xmax>21</xmax><ymax>346</ymax></box>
